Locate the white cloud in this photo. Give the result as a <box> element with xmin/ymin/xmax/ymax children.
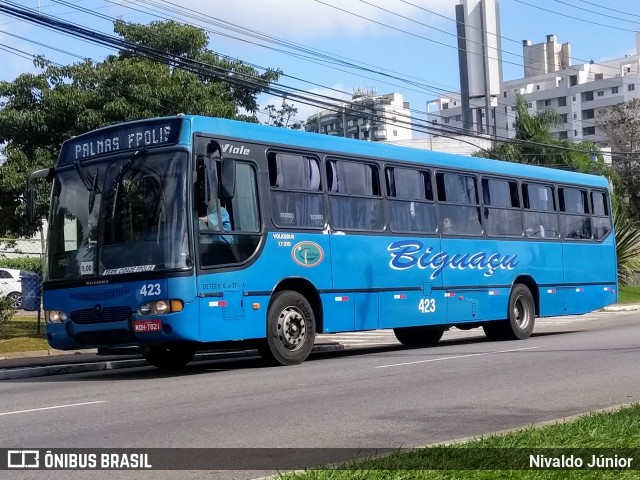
<box><xmin>188</xmin><ymin>0</ymin><xmax>458</xmax><ymax>41</ymax></box>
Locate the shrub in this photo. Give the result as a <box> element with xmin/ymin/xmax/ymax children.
<box><xmin>614</xmin><ymin>202</ymin><xmax>640</xmax><ymax>287</ymax></box>
<box><xmin>0</xmin><ymin>296</ymin><xmax>16</xmax><ymax>338</ymax></box>
<box><xmin>0</xmin><ymin>257</ymin><xmax>43</xmax><ymax>276</ymax></box>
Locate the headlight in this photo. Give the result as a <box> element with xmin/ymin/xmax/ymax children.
<box><xmin>138</xmin><ymin>300</ymin><xmax>183</xmax><ymax>315</ymax></box>
<box><xmin>139</xmin><ymin>303</ymin><xmax>152</xmax><ymax>315</ymax></box>
<box><xmin>46</xmin><ymin>310</ymin><xmax>67</xmax><ymax>323</ymax></box>
<box><xmin>155</xmin><ymin>300</ymin><xmax>169</xmax><ymax>314</ymax></box>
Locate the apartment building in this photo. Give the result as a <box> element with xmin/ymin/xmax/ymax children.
<box><xmin>427</xmin><ymin>34</ymin><xmax>640</xmax><ymax>146</ymax></box>
<box><xmin>305</xmin><ymin>91</ymin><xmax>413</xmax><ymax>142</ymax></box>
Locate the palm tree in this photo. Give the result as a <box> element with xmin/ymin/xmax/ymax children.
<box><xmin>613</xmin><ymin>201</ymin><xmax>640</xmax><ymax>286</ymax></box>
<box><xmin>475</xmin><ymin>94</ymin><xmax>581</xmax><ymax>167</ymax></box>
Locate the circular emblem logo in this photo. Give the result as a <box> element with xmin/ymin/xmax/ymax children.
<box><xmin>292</xmin><ymin>242</ymin><xmax>324</xmax><ymax>267</ymax></box>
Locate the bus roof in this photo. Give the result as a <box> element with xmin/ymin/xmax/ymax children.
<box><xmin>63</xmin><ymin>115</ymin><xmax>609</xmax><ymax>189</ymax></box>
<box><xmin>186</xmin><ymin>116</ymin><xmax>609</xmax><ymax>189</ymax></box>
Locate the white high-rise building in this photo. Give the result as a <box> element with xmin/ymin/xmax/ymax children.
<box><xmin>305</xmin><ymin>91</ymin><xmax>413</xmax><ymax>142</ymax></box>
<box><xmin>428</xmin><ymin>33</ymin><xmax>640</xmax><ymax>147</ymax></box>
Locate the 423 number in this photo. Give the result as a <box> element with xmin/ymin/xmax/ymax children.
<box><xmin>418</xmin><ymin>298</ymin><xmax>436</xmax><ymax>313</ymax></box>
<box><xmin>140</xmin><ymin>283</ymin><xmax>161</xmax><ymax>296</ymax></box>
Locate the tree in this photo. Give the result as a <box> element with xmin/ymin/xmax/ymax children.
<box><xmin>0</xmin><ymin>20</ymin><xmax>280</xmax><ymax>237</ymax></box>
<box><xmin>475</xmin><ymin>94</ymin><xmax>619</xmax><ymax>184</ymax></box>
<box><xmin>475</xmin><ymin>94</ymin><xmax>595</xmax><ymax>168</ymax></box>
<box><xmin>599</xmin><ymin>98</ymin><xmax>640</xmax><ymax>219</ymax></box>
<box><xmin>600</xmin><ymin>98</ymin><xmax>640</xmax><ymax>155</ymax></box>
<box><xmin>264</xmin><ymin>100</ymin><xmax>305</xmax><ymax>130</ymax></box>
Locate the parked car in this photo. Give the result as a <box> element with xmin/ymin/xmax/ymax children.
<box><xmin>0</xmin><ymin>268</ymin><xmax>28</xmax><ymax>309</ymax></box>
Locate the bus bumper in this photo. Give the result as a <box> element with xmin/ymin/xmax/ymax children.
<box><xmin>45</xmin><ymin>301</ymin><xmax>200</xmax><ymax>350</ymax></box>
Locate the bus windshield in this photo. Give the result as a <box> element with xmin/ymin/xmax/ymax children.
<box><xmin>47</xmin><ymin>150</ymin><xmax>191</xmax><ymax>280</ymax></box>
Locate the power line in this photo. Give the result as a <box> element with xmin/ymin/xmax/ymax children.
<box><xmin>0</xmin><ymin>42</ymin><xmax>39</xmax><ymax>61</ymax></box>
<box><xmin>514</xmin><ymin>0</ymin><xmax>640</xmax><ymax>33</ymax></box>
<box><xmin>551</xmin><ymin>0</ymin><xmax>640</xmax><ymax>25</ymax></box>
<box><xmin>125</xmin><ymin>0</ymin><xmax>459</xmax><ymax>96</ymax></box>
<box><xmin>0</xmin><ymin>1</ymin><xmax>627</xmax><ymax>157</ymax></box>
<box><xmin>0</xmin><ymin>29</ymin><xmax>87</xmax><ymax>60</ymax></box>
<box><xmin>47</xmin><ymin>0</ymin><xmax>503</xmax><ymax>133</ymax></box>
<box><xmin>309</xmin><ymin>0</ymin><xmax>632</xmax><ymax>132</ymax></box>
<box><xmin>573</xmin><ymin>0</ymin><xmax>640</xmax><ymax>19</ymax></box>
<box><xmin>396</xmin><ymin>0</ymin><xmax>631</xmax><ymax>78</ymax></box>
<box><xmin>93</xmin><ymin>0</ymin><xmax>624</xmax><ymax>134</ymax></box>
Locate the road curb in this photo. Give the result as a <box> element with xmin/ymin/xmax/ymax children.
<box><xmin>0</xmin><ymin>348</ymin><xmax>98</xmax><ymax>361</ymax></box>
<box><xmin>0</xmin><ymin>343</ymin><xmax>345</xmax><ymax>380</ymax></box>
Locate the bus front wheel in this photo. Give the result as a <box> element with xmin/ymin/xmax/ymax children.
<box><xmin>258</xmin><ymin>290</ymin><xmax>316</xmax><ymax>366</ymax></box>
<box><xmin>143</xmin><ymin>344</ymin><xmax>196</xmax><ymax>369</ymax></box>
<box><xmin>393</xmin><ymin>326</ymin><xmax>444</xmax><ymax>346</ymax></box>
<box><xmin>483</xmin><ymin>284</ymin><xmax>535</xmax><ymax>341</ymax></box>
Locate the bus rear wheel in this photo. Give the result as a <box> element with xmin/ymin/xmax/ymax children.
<box><xmin>258</xmin><ymin>290</ymin><xmax>316</xmax><ymax>366</ymax></box>
<box><xmin>143</xmin><ymin>344</ymin><xmax>196</xmax><ymax>369</ymax></box>
<box><xmin>483</xmin><ymin>284</ymin><xmax>535</xmax><ymax>341</ymax></box>
<box><xmin>393</xmin><ymin>326</ymin><xmax>444</xmax><ymax>346</ymax></box>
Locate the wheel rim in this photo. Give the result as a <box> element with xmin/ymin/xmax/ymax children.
<box><xmin>8</xmin><ymin>293</ymin><xmax>21</xmax><ymax>309</ymax></box>
<box><xmin>276</xmin><ymin>306</ymin><xmax>307</xmax><ymax>351</ymax></box>
<box><xmin>513</xmin><ymin>295</ymin><xmax>532</xmax><ymax>330</ymax></box>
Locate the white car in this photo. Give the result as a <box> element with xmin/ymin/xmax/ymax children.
<box><xmin>0</xmin><ymin>268</ymin><xmax>25</xmax><ymax>309</ymax></box>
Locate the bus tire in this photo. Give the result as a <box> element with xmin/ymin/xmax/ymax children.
<box><xmin>258</xmin><ymin>290</ymin><xmax>316</xmax><ymax>366</ymax></box>
<box><xmin>143</xmin><ymin>344</ymin><xmax>196</xmax><ymax>369</ymax></box>
<box><xmin>393</xmin><ymin>326</ymin><xmax>444</xmax><ymax>346</ymax></box>
<box><xmin>483</xmin><ymin>284</ymin><xmax>535</xmax><ymax>341</ymax></box>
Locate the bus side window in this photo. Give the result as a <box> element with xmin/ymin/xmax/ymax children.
<box><xmin>327</xmin><ymin>159</ymin><xmax>383</xmax><ymax>231</ymax></box>
<box><xmin>200</xmin><ymin>162</ymin><xmax>261</xmax><ymax>267</ymax></box>
<box><xmin>386</xmin><ymin>167</ymin><xmax>436</xmax><ymax>234</ymax></box>
<box><xmin>591</xmin><ymin>191</ymin><xmax>611</xmax><ymax>240</ymax></box>
<box><xmin>559</xmin><ymin>187</ymin><xmax>592</xmax><ymax>240</ymax></box>
<box><xmin>523</xmin><ymin>183</ymin><xmax>559</xmax><ymax>239</ymax></box>
<box><xmin>268</xmin><ymin>153</ymin><xmax>324</xmax><ymax>228</ymax></box>
<box><xmin>482</xmin><ymin>178</ymin><xmax>522</xmax><ymax>237</ymax></box>
<box><xmin>436</xmin><ymin>172</ymin><xmax>482</xmax><ymax>235</ymax></box>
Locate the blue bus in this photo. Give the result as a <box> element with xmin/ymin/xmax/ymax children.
<box><xmin>27</xmin><ymin>115</ymin><xmax>617</xmax><ymax>368</ymax></box>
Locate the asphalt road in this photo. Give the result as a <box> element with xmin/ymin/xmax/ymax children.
<box><xmin>1</xmin><ymin>310</ymin><xmax>639</xmax><ymax>480</ymax></box>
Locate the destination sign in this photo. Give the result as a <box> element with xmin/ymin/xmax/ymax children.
<box><xmin>58</xmin><ymin>118</ymin><xmax>183</xmax><ymax>165</ymax></box>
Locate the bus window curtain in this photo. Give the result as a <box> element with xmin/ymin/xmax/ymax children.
<box><xmin>274</xmin><ymin>154</ymin><xmax>322</xmax><ymax>227</ymax></box>
<box><xmin>393</xmin><ymin>169</ymin><xmax>422</xmax><ymax>232</ymax></box>
<box><xmin>233</xmin><ymin>164</ymin><xmax>259</xmax><ymax>232</ymax></box>
<box><xmin>331</xmin><ymin>161</ymin><xmax>373</xmax><ymax>230</ymax></box>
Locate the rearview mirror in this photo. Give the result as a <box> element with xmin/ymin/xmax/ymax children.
<box><xmin>26</xmin><ymin>168</ymin><xmax>54</xmax><ymax>225</ymax></box>
<box><xmin>195</xmin><ymin>154</ymin><xmax>209</xmax><ymax>218</ymax></box>
<box><xmin>207</xmin><ymin>140</ymin><xmax>235</xmax><ymax>200</ymax></box>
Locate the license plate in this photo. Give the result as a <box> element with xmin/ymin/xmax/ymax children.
<box><xmin>133</xmin><ymin>320</ymin><xmax>162</xmax><ymax>333</ymax></box>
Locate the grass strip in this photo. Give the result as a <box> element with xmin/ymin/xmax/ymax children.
<box><xmin>279</xmin><ymin>404</ymin><xmax>640</xmax><ymax>479</ymax></box>
<box><xmin>617</xmin><ymin>285</ymin><xmax>640</xmax><ymax>304</ymax></box>
<box><xmin>0</xmin><ymin>315</ymin><xmax>48</xmax><ymax>354</ymax></box>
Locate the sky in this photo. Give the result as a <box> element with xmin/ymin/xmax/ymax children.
<box><xmin>1</xmin><ymin>0</ymin><xmax>640</xmax><ymax>129</ymax></box>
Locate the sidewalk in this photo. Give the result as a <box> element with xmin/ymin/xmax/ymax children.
<box><xmin>601</xmin><ymin>303</ymin><xmax>640</xmax><ymax>312</ymax></box>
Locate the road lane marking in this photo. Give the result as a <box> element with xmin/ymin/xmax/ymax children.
<box><xmin>375</xmin><ymin>346</ymin><xmax>540</xmax><ymax>369</ymax></box>
<box><xmin>0</xmin><ymin>401</ymin><xmax>107</xmax><ymax>417</ymax></box>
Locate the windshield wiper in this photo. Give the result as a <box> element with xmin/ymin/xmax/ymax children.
<box><xmin>74</xmin><ymin>161</ymin><xmax>101</xmax><ymax>214</ymax></box>
<box><xmin>109</xmin><ymin>148</ymin><xmax>147</xmax><ymax>218</ymax></box>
